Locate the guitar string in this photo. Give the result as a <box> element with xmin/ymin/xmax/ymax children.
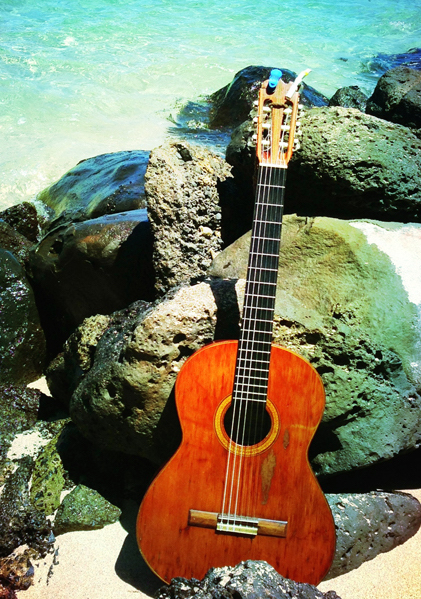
<box><xmin>221</xmin><ymin>160</ymin><xmax>269</xmax><ymax>527</ymax></box>
<box><xmin>246</xmin><ymin>111</ymin><xmax>289</xmax><ymax>520</ymax></box>
<box><xmin>221</xmin><ymin>94</ymin><xmax>291</xmax><ymax>529</ymax></box>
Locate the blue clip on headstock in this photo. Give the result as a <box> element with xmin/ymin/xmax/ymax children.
<box><xmin>267</xmin><ymin>69</ymin><xmax>283</xmax><ymax>94</ymax></box>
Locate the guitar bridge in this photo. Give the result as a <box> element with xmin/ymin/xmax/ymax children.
<box><xmin>216</xmin><ymin>514</ymin><xmax>259</xmax><ymax>536</ymax></box>
<box><xmin>188</xmin><ymin>509</ymin><xmax>287</xmax><ymax>538</ymax></box>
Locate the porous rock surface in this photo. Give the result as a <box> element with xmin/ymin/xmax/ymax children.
<box><xmin>48</xmin><ymin>216</ymin><xmax>421</xmax><ymax>476</ymax></box>
<box><xmin>66</xmin><ymin>280</ymin><xmax>239</xmax><ymax>463</ymax></box>
<box><xmin>210</xmin><ymin>215</ymin><xmax>421</xmax><ymax>476</ymax></box>
<box><xmin>53</xmin><ymin>484</ymin><xmax>121</xmax><ymax>535</ymax></box>
<box><xmin>325</xmin><ymin>491</ymin><xmax>421</xmax><ymax>579</ymax></box>
<box><xmin>366</xmin><ymin>66</ymin><xmax>421</xmax><ymax>129</ymax></box>
<box><xmin>145</xmin><ymin>141</ymin><xmax>232</xmax><ymax>296</ymax></box>
<box><xmin>227</xmin><ymin>106</ymin><xmax>421</xmax><ymax>224</ymax></box>
<box><xmin>155</xmin><ymin>560</ymin><xmax>341</xmax><ymax>599</ymax></box>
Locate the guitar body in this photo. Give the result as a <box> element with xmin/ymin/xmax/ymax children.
<box><xmin>137</xmin><ymin>340</ymin><xmax>335</xmax><ymax>585</ymax></box>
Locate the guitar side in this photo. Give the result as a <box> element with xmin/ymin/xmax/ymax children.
<box><xmin>136</xmin><ymin>339</ymin><xmax>335</xmax><ymax>585</ymax></box>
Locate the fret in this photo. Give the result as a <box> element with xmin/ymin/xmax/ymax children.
<box><xmin>247</xmin><ymin>265</ymin><xmax>279</xmax><ymax>273</ymax></box>
<box><xmin>236</xmin><ymin>358</ymin><xmax>271</xmax><ymax>368</ymax></box>
<box><xmin>232</xmin><ymin>162</ymin><xmax>286</xmax><ymax>410</ymax></box>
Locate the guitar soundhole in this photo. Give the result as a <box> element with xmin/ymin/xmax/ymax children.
<box><xmin>223</xmin><ymin>402</ymin><xmax>272</xmax><ymax>447</ymax></box>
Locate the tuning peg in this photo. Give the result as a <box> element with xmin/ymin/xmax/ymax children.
<box><xmin>262</xmin><ymin>106</ymin><xmax>271</xmax><ymax>113</ymax></box>
<box><xmin>284</xmin><ymin>107</ymin><xmax>292</xmax><ymax>115</ymax></box>
<box><xmin>262</xmin><ymin>123</ymin><xmax>271</xmax><ymax>130</ymax></box>
<box><xmin>293</xmin><ymin>140</ymin><xmax>301</xmax><ymax>151</ymax></box>
<box><xmin>295</xmin><ymin>128</ymin><xmax>303</xmax><ymax>136</ymax></box>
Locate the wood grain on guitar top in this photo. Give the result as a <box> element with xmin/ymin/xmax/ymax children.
<box><xmin>136</xmin><ymin>340</ymin><xmax>336</xmax><ymax>585</ymax></box>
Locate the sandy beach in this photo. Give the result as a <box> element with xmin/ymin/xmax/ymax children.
<box><xmin>14</xmin><ymin>489</ymin><xmax>421</xmax><ymax>599</ymax></box>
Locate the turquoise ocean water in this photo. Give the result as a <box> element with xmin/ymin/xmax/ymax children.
<box><xmin>1</xmin><ymin>0</ymin><xmax>420</xmax><ymax>210</ymax></box>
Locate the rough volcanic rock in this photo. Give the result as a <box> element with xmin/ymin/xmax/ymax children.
<box><xmin>45</xmin><ymin>313</ymin><xmax>113</xmax><ymax>407</ymax></box>
<box><xmin>145</xmin><ymin>141</ymin><xmax>232</xmax><ymax>296</ymax></box>
<box><xmin>0</xmin><ymin>222</ymin><xmax>33</xmax><ymax>268</ymax></box>
<box><xmin>27</xmin><ymin>209</ymin><xmax>155</xmax><ymax>355</ymax></box>
<box><xmin>0</xmin><ymin>250</ymin><xmax>46</xmax><ymax>384</ymax></box>
<box><xmin>366</xmin><ymin>66</ymin><xmax>421</xmax><ymax>129</ymax></box>
<box><xmin>227</xmin><ymin>106</ymin><xmax>421</xmax><ymax>224</ymax></box>
<box><xmin>29</xmin><ymin>430</ymin><xmax>67</xmax><ymax>515</ymax></box>
<box><xmin>0</xmin><ymin>202</ymin><xmax>40</xmax><ymax>243</ymax></box>
<box><xmin>64</xmin><ymin>280</ymin><xmax>239</xmax><ymax>463</ymax></box>
<box><xmin>47</xmin><ymin>215</ymin><xmax>421</xmax><ymax>476</ymax></box>
<box><xmin>0</xmin><ymin>548</ymin><xmax>37</xmax><ymax>593</ymax></box>
<box><xmin>328</xmin><ymin>86</ymin><xmax>368</xmax><ymax>111</ymax></box>
<box><xmin>209</xmin><ymin>216</ymin><xmax>421</xmax><ymax>476</ymax></box>
<box><xmin>325</xmin><ymin>491</ymin><xmax>421</xmax><ymax>579</ymax></box>
<box><xmin>53</xmin><ymin>484</ymin><xmax>121</xmax><ymax>535</ymax></box>
<box><xmin>0</xmin><ymin>385</ymin><xmax>41</xmax><ymax>467</ymax></box>
<box><xmin>208</xmin><ymin>65</ymin><xmax>328</xmax><ymax>128</ymax></box>
<box><xmin>0</xmin><ymin>457</ymin><xmax>53</xmax><ymax>558</ymax></box>
<box><xmin>36</xmin><ymin>150</ymin><xmax>149</xmax><ymax>231</ymax></box>
<box><xmin>155</xmin><ymin>560</ymin><xmax>341</xmax><ymax>599</ymax></box>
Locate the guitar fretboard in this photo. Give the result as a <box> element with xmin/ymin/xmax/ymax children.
<box><xmin>232</xmin><ymin>165</ymin><xmax>286</xmax><ymax>406</ymax></box>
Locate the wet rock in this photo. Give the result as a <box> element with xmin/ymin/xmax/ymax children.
<box><xmin>366</xmin><ymin>66</ymin><xmax>421</xmax><ymax>129</ymax></box>
<box><xmin>364</xmin><ymin>47</ymin><xmax>421</xmax><ymax>75</ymax></box>
<box><xmin>0</xmin><ymin>457</ymin><xmax>53</xmax><ymax>558</ymax></box>
<box><xmin>0</xmin><ymin>251</ymin><xmax>46</xmax><ymax>384</ymax></box>
<box><xmin>208</xmin><ymin>65</ymin><xmax>328</xmax><ymax>128</ymax></box>
<box><xmin>328</xmin><ymin>86</ymin><xmax>368</xmax><ymax>111</ymax></box>
<box><xmin>28</xmin><ymin>209</ymin><xmax>154</xmax><ymax>355</ymax></box>
<box><xmin>0</xmin><ymin>385</ymin><xmax>41</xmax><ymax>467</ymax></box>
<box><xmin>0</xmin><ymin>548</ymin><xmax>37</xmax><ymax>592</ymax></box>
<box><xmin>145</xmin><ymin>141</ymin><xmax>231</xmax><ymax>296</ymax></box>
<box><xmin>227</xmin><ymin>106</ymin><xmax>421</xmax><ymax>223</ymax></box>
<box><xmin>0</xmin><ymin>202</ymin><xmax>40</xmax><ymax>243</ymax></box>
<box><xmin>326</xmin><ymin>491</ymin><xmax>421</xmax><ymax>579</ymax></box>
<box><xmin>37</xmin><ymin>150</ymin><xmax>149</xmax><ymax>231</ymax></box>
<box><xmin>53</xmin><ymin>484</ymin><xmax>121</xmax><ymax>535</ymax></box>
<box><xmin>209</xmin><ymin>216</ymin><xmax>421</xmax><ymax>476</ymax></box>
<box><xmin>0</xmin><ymin>222</ymin><xmax>33</xmax><ymax>268</ymax></box>
<box><xmin>156</xmin><ymin>560</ymin><xmax>341</xmax><ymax>599</ymax></box>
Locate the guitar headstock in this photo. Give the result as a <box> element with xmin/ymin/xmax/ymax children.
<box><xmin>254</xmin><ymin>69</ymin><xmax>309</xmax><ymax>167</ymax></box>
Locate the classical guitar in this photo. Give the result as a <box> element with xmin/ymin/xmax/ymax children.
<box><xmin>136</xmin><ymin>69</ymin><xmax>336</xmax><ymax>585</ymax></box>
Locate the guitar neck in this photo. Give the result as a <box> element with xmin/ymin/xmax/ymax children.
<box><xmin>232</xmin><ymin>164</ymin><xmax>287</xmax><ymax>404</ymax></box>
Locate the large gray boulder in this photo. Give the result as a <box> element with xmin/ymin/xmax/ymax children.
<box><xmin>227</xmin><ymin>106</ymin><xmax>421</xmax><ymax>225</ymax></box>
<box><xmin>47</xmin><ymin>216</ymin><xmax>421</xmax><ymax>477</ymax></box>
<box><xmin>210</xmin><ymin>215</ymin><xmax>421</xmax><ymax>476</ymax></box>
<box><xmin>145</xmin><ymin>141</ymin><xmax>232</xmax><ymax>296</ymax></box>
